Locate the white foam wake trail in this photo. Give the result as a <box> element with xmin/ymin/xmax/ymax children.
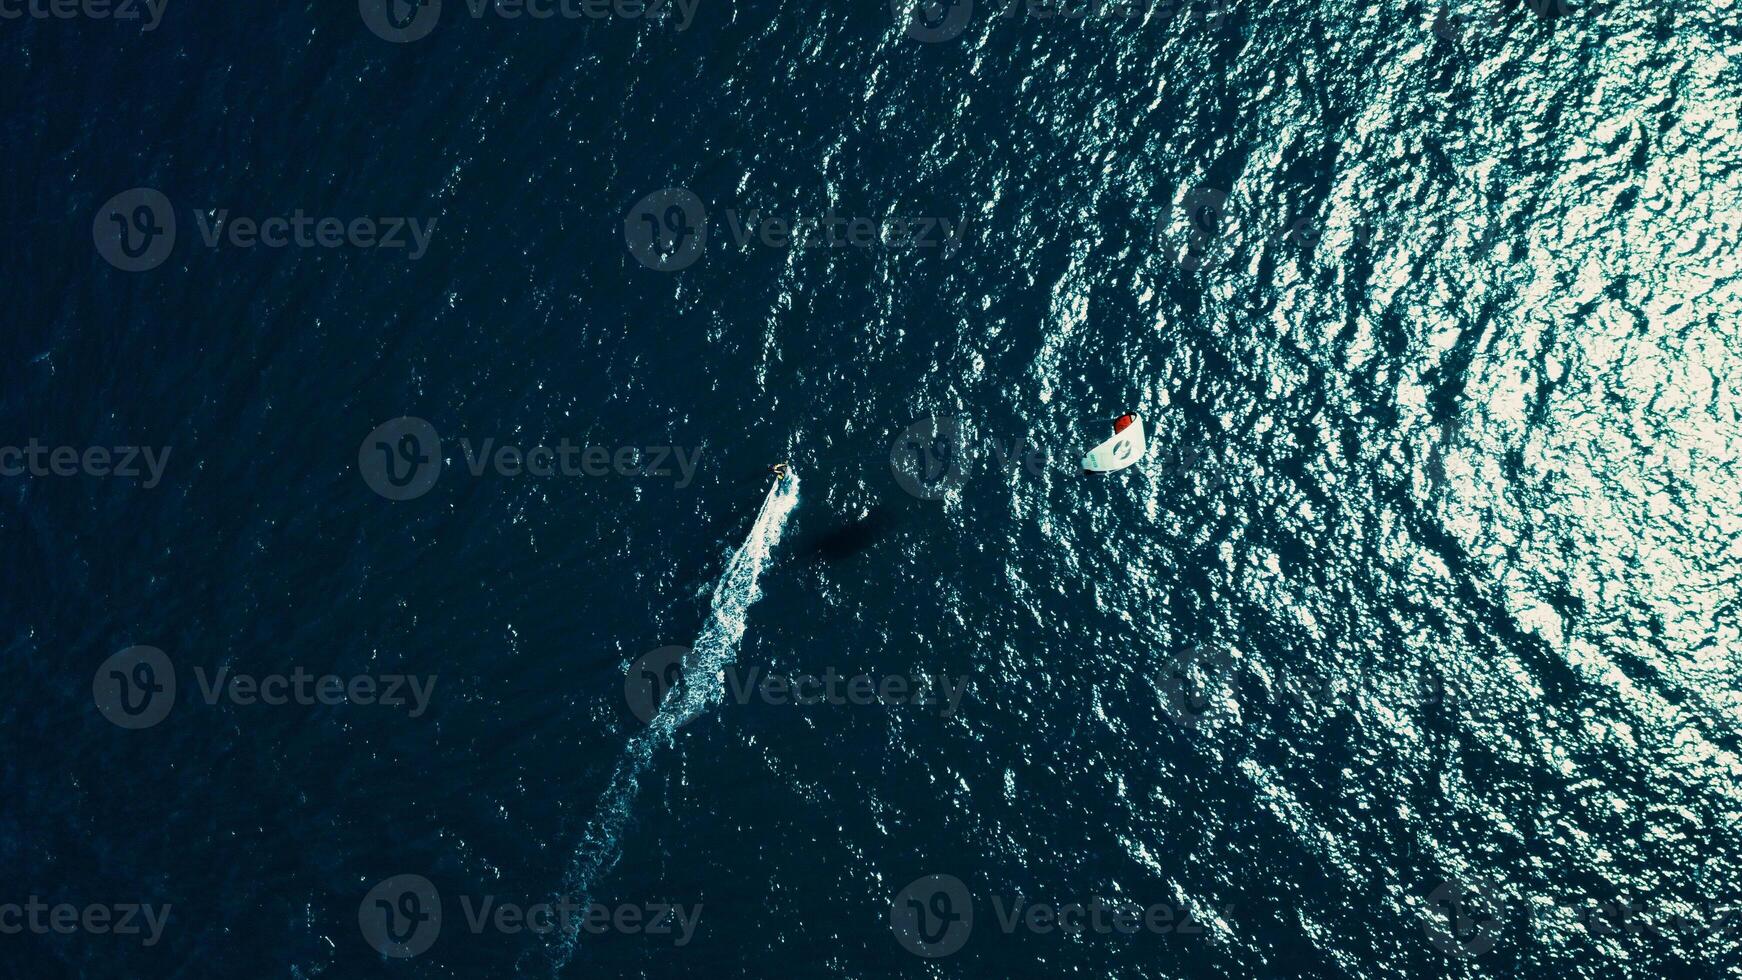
<box><xmin>550</xmin><ymin>473</ymin><xmax>799</xmax><ymax>969</ymax></box>
<box><xmin>664</xmin><ymin>471</ymin><xmax>799</xmax><ymax>728</ymax></box>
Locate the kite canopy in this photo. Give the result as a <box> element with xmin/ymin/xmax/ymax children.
<box><xmin>1081</xmin><ymin>414</ymin><xmax>1146</xmax><ymax>473</ymax></box>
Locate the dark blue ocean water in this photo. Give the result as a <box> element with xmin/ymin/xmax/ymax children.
<box><xmin>5</xmin><ymin>1</ymin><xmax>1742</xmax><ymax>977</ymax></box>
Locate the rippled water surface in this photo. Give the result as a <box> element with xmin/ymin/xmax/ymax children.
<box><xmin>3</xmin><ymin>1</ymin><xmax>1740</xmax><ymax>977</ymax></box>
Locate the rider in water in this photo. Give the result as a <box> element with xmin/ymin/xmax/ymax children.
<box><xmin>771</xmin><ymin>462</ymin><xmax>789</xmax><ymax>479</ymax></box>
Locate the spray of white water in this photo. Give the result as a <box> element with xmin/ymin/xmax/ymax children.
<box><xmin>550</xmin><ymin>472</ymin><xmax>799</xmax><ymax>968</ymax></box>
